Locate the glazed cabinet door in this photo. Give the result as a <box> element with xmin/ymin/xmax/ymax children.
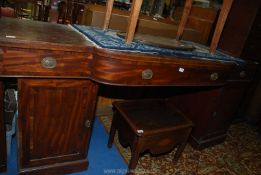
<box><xmin>0</xmin><ymin>82</ymin><xmax>7</xmax><ymax>172</ymax></box>
<box><xmin>18</xmin><ymin>79</ymin><xmax>98</xmax><ymax>174</ymax></box>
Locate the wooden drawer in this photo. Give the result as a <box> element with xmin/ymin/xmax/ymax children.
<box><xmin>228</xmin><ymin>62</ymin><xmax>258</xmax><ymax>82</ymax></box>
<box><xmin>1</xmin><ymin>48</ymin><xmax>91</xmax><ymax>77</ymax></box>
<box><xmin>92</xmin><ymin>56</ymin><xmax>232</xmax><ymax>86</ymax></box>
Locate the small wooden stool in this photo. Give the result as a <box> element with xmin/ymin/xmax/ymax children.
<box><xmin>108</xmin><ymin>99</ymin><xmax>193</xmax><ymax>173</ymax></box>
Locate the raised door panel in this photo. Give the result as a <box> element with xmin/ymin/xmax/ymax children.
<box><xmin>213</xmin><ymin>83</ymin><xmax>249</xmax><ymax>130</ymax></box>
<box><xmin>170</xmin><ymin>84</ymin><xmax>249</xmax><ymax>149</ymax></box>
<box><xmin>170</xmin><ymin>87</ymin><xmax>221</xmax><ymax>139</ymax></box>
<box><xmin>18</xmin><ymin>79</ymin><xmax>98</xmax><ymax>173</ymax></box>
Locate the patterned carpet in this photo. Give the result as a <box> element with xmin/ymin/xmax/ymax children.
<box><xmin>98</xmin><ymin>112</ymin><xmax>261</xmax><ymax>175</ymax></box>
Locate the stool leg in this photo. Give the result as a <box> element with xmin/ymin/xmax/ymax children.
<box><xmin>173</xmin><ymin>141</ymin><xmax>187</xmax><ymax>163</ymax></box>
<box><xmin>173</xmin><ymin>129</ymin><xmax>192</xmax><ymax>163</ymax></box>
<box><xmin>128</xmin><ymin>138</ymin><xmax>142</xmax><ymax>174</ymax></box>
<box><xmin>108</xmin><ymin>115</ymin><xmax>117</xmax><ymax>148</ymax></box>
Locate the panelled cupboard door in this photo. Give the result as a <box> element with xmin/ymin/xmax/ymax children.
<box><xmin>17</xmin><ymin>79</ymin><xmax>98</xmax><ymax>173</ymax></box>
<box><xmin>0</xmin><ymin>81</ymin><xmax>7</xmax><ymax>172</ymax></box>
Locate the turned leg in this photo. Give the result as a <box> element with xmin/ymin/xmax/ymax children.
<box><xmin>173</xmin><ymin>129</ymin><xmax>192</xmax><ymax>163</ymax></box>
<box><xmin>108</xmin><ymin>113</ymin><xmax>117</xmax><ymax>148</ymax></box>
<box><xmin>173</xmin><ymin>141</ymin><xmax>187</xmax><ymax>163</ymax></box>
<box><xmin>128</xmin><ymin>138</ymin><xmax>143</xmax><ymax>175</ymax></box>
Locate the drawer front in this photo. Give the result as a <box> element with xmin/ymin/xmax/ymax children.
<box><xmin>92</xmin><ymin>57</ymin><xmax>231</xmax><ymax>86</ymax></box>
<box><xmin>228</xmin><ymin>63</ymin><xmax>258</xmax><ymax>81</ymax></box>
<box><xmin>1</xmin><ymin>48</ymin><xmax>91</xmax><ymax>77</ymax></box>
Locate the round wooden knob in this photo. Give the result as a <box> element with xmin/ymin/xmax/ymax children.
<box><xmin>85</xmin><ymin>120</ymin><xmax>91</xmax><ymax>128</ymax></box>
<box><xmin>142</xmin><ymin>69</ymin><xmax>153</xmax><ymax>80</ymax></box>
<box><xmin>210</xmin><ymin>73</ymin><xmax>219</xmax><ymax>81</ymax></box>
<box><xmin>41</xmin><ymin>57</ymin><xmax>57</xmax><ymax>69</ymax></box>
<box><xmin>240</xmin><ymin>71</ymin><xmax>246</xmax><ymax>78</ymax></box>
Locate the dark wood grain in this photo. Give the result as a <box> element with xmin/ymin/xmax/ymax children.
<box><xmin>1</xmin><ymin>47</ymin><xmax>91</xmax><ymax>77</ymax></box>
<box><xmin>218</xmin><ymin>0</ymin><xmax>261</xmax><ymax>126</ymax></box>
<box><xmin>218</xmin><ymin>0</ymin><xmax>261</xmax><ymax>58</ymax></box>
<box><xmin>92</xmin><ymin>49</ymin><xmax>235</xmax><ymax>86</ymax></box>
<box><xmin>0</xmin><ymin>44</ymin><xmax>237</xmax><ymax>86</ymax></box>
<box><xmin>0</xmin><ymin>81</ymin><xmax>6</xmax><ymax>172</ymax></box>
<box><xmin>169</xmin><ymin>80</ymin><xmax>254</xmax><ymax>149</ymax></box>
<box><xmin>18</xmin><ymin>79</ymin><xmax>98</xmax><ymax>174</ymax></box>
<box><xmin>109</xmin><ymin>99</ymin><xmax>193</xmax><ymax>173</ymax></box>
<box><xmin>0</xmin><ymin>17</ymin><xmax>93</xmax><ymax>52</ymax></box>
<box><xmin>0</xmin><ymin>16</ymin><xmax>257</xmax><ymax>175</ymax></box>
<box><xmin>0</xmin><ymin>17</ymin><xmax>238</xmax><ymax>86</ymax></box>
<box><xmin>228</xmin><ymin>61</ymin><xmax>258</xmax><ymax>82</ymax></box>
<box><xmin>170</xmin><ymin>87</ymin><xmax>226</xmax><ymax>149</ymax></box>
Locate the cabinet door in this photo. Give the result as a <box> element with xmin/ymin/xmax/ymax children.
<box><xmin>18</xmin><ymin>79</ymin><xmax>98</xmax><ymax>174</ymax></box>
<box><xmin>0</xmin><ymin>82</ymin><xmax>6</xmax><ymax>172</ymax></box>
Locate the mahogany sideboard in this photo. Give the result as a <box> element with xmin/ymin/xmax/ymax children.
<box><xmin>218</xmin><ymin>0</ymin><xmax>261</xmax><ymax>123</ymax></box>
<box><xmin>0</xmin><ymin>17</ymin><xmax>258</xmax><ymax>174</ymax></box>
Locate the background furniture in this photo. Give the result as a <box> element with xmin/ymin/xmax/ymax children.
<box><xmin>218</xmin><ymin>0</ymin><xmax>261</xmax><ymax>126</ymax></box>
<box><xmin>218</xmin><ymin>0</ymin><xmax>261</xmax><ymax>59</ymax></box>
<box><xmin>108</xmin><ymin>99</ymin><xmax>193</xmax><ymax>173</ymax></box>
<box><xmin>1</xmin><ymin>0</ymin><xmax>50</xmax><ymax>21</ymax></box>
<box><xmin>79</xmin><ymin>3</ymin><xmax>217</xmax><ymax>44</ymax></box>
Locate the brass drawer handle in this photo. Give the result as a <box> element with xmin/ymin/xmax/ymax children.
<box><xmin>41</xmin><ymin>57</ymin><xmax>57</xmax><ymax>69</ymax></box>
<box><xmin>142</xmin><ymin>69</ymin><xmax>153</xmax><ymax>80</ymax></box>
<box><xmin>210</xmin><ymin>73</ymin><xmax>219</xmax><ymax>81</ymax></box>
<box><xmin>85</xmin><ymin>120</ymin><xmax>91</xmax><ymax>128</ymax></box>
<box><xmin>240</xmin><ymin>71</ymin><xmax>246</xmax><ymax>78</ymax></box>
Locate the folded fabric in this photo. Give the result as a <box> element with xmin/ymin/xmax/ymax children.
<box><xmin>72</xmin><ymin>24</ymin><xmax>244</xmax><ymax>64</ymax></box>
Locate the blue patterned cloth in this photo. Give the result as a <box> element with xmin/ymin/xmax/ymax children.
<box><xmin>72</xmin><ymin>24</ymin><xmax>244</xmax><ymax>64</ymax></box>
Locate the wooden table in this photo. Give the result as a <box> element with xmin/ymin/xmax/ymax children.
<box><xmin>0</xmin><ymin>17</ymin><xmax>258</xmax><ymax>174</ymax></box>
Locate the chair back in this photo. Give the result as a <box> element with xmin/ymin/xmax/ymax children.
<box><xmin>103</xmin><ymin>0</ymin><xmax>234</xmax><ymax>54</ymax></box>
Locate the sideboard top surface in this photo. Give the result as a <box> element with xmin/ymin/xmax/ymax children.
<box><xmin>0</xmin><ymin>17</ymin><xmax>256</xmax><ymax>86</ymax></box>
<box><xmin>0</xmin><ymin>17</ymin><xmax>94</xmax><ymax>52</ymax></box>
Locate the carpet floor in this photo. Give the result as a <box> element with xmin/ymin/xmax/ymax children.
<box><xmin>1</xmin><ymin>112</ymin><xmax>260</xmax><ymax>175</ymax></box>
<box><xmin>98</xmin><ymin>114</ymin><xmax>261</xmax><ymax>175</ymax></box>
